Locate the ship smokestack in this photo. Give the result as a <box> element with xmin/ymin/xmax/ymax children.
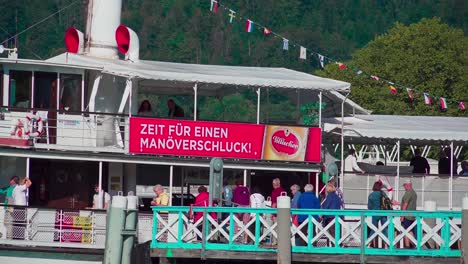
<box><xmin>85</xmin><ymin>0</ymin><xmax>122</xmax><ymax>59</ymax></box>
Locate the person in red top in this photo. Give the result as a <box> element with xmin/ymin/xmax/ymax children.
<box><xmin>192</xmin><ymin>186</ymin><xmax>216</xmax><ymax>241</ymax></box>
<box><xmin>271</xmin><ymin>178</ymin><xmax>284</xmax><ymax>209</ymax></box>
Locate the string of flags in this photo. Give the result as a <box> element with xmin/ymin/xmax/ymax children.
<box><xmin>208</xmin><ymin>0</ymin><xmax>466</xmax><ymax>111</ymax></box>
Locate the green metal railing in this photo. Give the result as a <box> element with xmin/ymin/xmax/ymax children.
<box><xmin>151</xmin><ymin>206</ymin><xmax>462</xmax><ymax>257</ymax></box>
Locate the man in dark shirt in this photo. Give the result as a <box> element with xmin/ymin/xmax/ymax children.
<box><xmin>410</xmin><ymin>149</ymin><xmax>430</xmax><ymax>174</ymax></box>
<box><xmin>167</xmin><ymin>99</ymin><xmax>185</xmax><ymax>118</ymax></box>
<box><xmin>438</xmin><ymin>148</ymin><xmax>458</xmax><ymax>175</ymax></box>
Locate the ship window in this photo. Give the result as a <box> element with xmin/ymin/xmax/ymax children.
<box><xmin>9</xmin><ymin>70</ymin><xmax>32</xmax><ymax>109</ymax></box>
<box><xmin>60</xmin><ymin>74</ymin><xmax>82</xmax><ymax>112</ymax></box>
<box><xmin>34</xmin><ymin>72</ymin><xmax>57</xmax><ymax>110</ymax></box>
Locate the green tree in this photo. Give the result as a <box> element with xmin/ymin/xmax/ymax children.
<box><xmin>319</xmin><ymin>18</ymin><xmax>468</xmax><ymax>116</ymax></box>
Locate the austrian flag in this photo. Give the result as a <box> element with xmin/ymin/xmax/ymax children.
<box><xmin>439</xmin><ymin>97</ymin><xmax>447</xmax><ymax>110</ymax></box>
<box><xmin>245</xmin><ymin>19</ymin><xmax>254</xmax><ymax>32</ymax></box>
<box><xmin>423</xmin><ymin>93</ymin><xmax>431</xmax><ymax>105</ymax></box>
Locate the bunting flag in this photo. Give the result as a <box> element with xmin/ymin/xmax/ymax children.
<box><xmin>439</xmin><ymin>97</ymin><xmax>447</xmax><ymax>110</ymax></box>
<box><xmin>210</xmin><ymin>0</ymin><xmax>219</xmax><ymax>13</ymax></box>
<box><xmin>228</xmin><ymin>10</ymin><xmax>236</xmax><ymax>24</ymax></box>
<box><xmin>300</xmin><ymin>46</ymin><xmax>306</xmax><ymax>60</ymax></box>
<box><xmin>423</xmin><ymin>93</ymin><xmax>432</xmax><ymax>105</ymax></box>
<box><xmin>317</xmin><ymin>54</ymin><xmax>325</xmax><ymax>68</ymax></box>
<box><xmin>245</xmin><ymin>19</ymin><xmax>254</xmax><ymax>32</ymax></box>
<box><xmin>460</xmin><ymin>101</ymin><xmax>466</xmax><ymax>110</ymax></box>
<box><xmin>207</xmin><ymin>1</ymin><xmax>464</xmax><ymax>111</ymax></box>
<box><xmin>282</xmin><ymin>39</ymin><xmax>289</xmax><ymax>50</ymax></box>
<box><xmin>406</xmin><ymin>88</ymin><xmax>414</xmax><ymax>100</ymax></box>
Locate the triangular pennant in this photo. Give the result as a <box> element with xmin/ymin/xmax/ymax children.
<box><xmin>459</xmin><ymin>101</ymin><xmax>466</xmax><ymax>110</ymax></box>
<box><xmin>439</xmin><ymin>97</ymin><xmax>447</xmax><ymax>110</ymax></box>
<box><xmin>263</xmin><ymin>27</ymin><xmax>271</xmax><ymax>35</ymax></box>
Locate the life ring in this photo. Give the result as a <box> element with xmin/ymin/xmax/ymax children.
<box><xmin>25</xmin><ymin>115</ymin><xmax>44</xmax><ymax>137</ymax></box>
<box><xmin>9</xmin><ymin>118</ymin><xmax>26</xmax><ymax>138</ymax></box>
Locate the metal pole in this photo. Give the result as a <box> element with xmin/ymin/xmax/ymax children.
<box><xmin>56</xmin><ymin>73</ymin><xmax>60</xmax><ymax>111</ymax></box>
<box><xmin>31</xmin><ymin>72</ymin><xmax>35</xmax><ymax>108</ymax></box>
<box><xmin>396</xmin><ymin>141</ymin><xmax>400</xmax><ymax>203</ymax></box>
<box><xmin>26</xmin><ymin>157</ymin><xmax>30</xmax><ymax>206</ymax></box>
<box><xmin>81</xmin><ymin>73</ymin><xmax>85</xmax><ymax>111</ymax></box>
<box><xmin>99</xmin><ymin>161</ymin><xmax>103</xmax><ymax>209</ymax></box>
<box><xmin>318</xmin><ymin>91</ymin><xmax>322</xmax><ymax>128</ymax></box>
<box><xmin>277</xmin><ymin>195</ymin><xmax>291</xmax><ymax>264</ymax></box>
<box><xmin>169</xmin><ymin>165</ymin><xmax>173</xmax><ymax>206</ymax></box>
<box><xmin>193</xmin><ymin>83</ymin><xmax>198</xmax><ymax>121</ymax></box>
<box><xmin>103</xmin><ymin>195</ymin><xmax>128</xmax><ymax>264</ymax></box>
<box><xmin>340</xmin><ymin>92</ymin><xmax>350</xmax><ymax>189</ymax></box>
<box><xmin>256</xmin><ymin>88</ymin><xmax>261</xmax><ymax>124</ymax></box>
<box><xmin>450</xmin><ymin>142</ymin><xmax>454</xmax><ymax>210</ymax></box>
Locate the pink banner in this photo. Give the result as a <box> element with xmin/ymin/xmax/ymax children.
<box><xmin>129</xmin><ymin>118</ymin><xmax>322</xmax><ymax>162</ymax></box>
<box><xmin>129</xmin><ymin>118</ymin><xmax>265</xmax><ymax>159</ymax></box>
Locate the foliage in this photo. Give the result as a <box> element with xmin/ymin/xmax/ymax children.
<box><xmin>300</xmin><ymin>102</ymin><xmax>327</xmax><ymax>126</ymax></box>
<box><xmin>318</xmin><ymin>18</ymin><xmax>468</xmax><ymax>117</ymax></box>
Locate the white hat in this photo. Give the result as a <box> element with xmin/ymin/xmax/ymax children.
<box><xmin>403</xmin><ymin>179</ymin><xmax>412</xmax><ymax>185</ymax></box>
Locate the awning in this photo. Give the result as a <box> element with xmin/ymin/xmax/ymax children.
<box><xmin>324</xmin><ymin>115</ymin><xmax>468</xmax><ymax>145</ymax></box>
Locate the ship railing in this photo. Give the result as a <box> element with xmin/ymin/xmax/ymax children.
<box><xmin>0</xmin><ymin>205</ymin><xmax>107</xmax><ymax>249</ymax></box>
<box><xmin>340</xmin><ymin>172</ymin><xmax>468</xmax><ymax>210</ymax></box>
<box><xmin>151</xmin><ymin>206</ymin><xmax>462</xmax><ymax>257</ymax></box>
<box><xmin>0</xmin><ymin>108</ymin><xmax>127</xmax><ymax>152</ymax></box>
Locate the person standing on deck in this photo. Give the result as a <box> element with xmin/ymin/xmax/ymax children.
<box><xmin>270</xmin><ymin>178</ymin><xmax>284</xmax><ymax>245</ymax></box>
<box><xmin>344</xmin><ymin>149</ymin><xmax>365</xmax><ymax>174</ymax></box>
<box><xmin>410</xmin><ymin>148</ymin><xmax>430</xmax><ymax>174</ymax></box>
<box><xmin>290</xmin><ymin>184</ymin><xmax>302</xmax><ymax>209</ymax></box>
<box><xmin>400</xmin><ymin>179</ymin><xmax>417</xmax><ymax>248</ymax></box>
<box><xmin>296</xmin><ymin>184</ymin><xmax>320</xmax><ymax>246</ymax></box>
<box><xmin>151</xmin><ymin>184</ymin><xmax>169</xmax><ymax>206</ymax></box>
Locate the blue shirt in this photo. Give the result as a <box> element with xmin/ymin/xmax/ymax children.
<box><xmin>368</xmin><ymin>191</ymin><xmax>381</xmax><ymax>210</ymax></box>
<box><xmin>223</xmin><ymin>185</ymin><xmax>233</xmax><ymax>206</ymax></box>
<box><xmin>297</xmin><ymin>192</ymin><xmax>320</xmax><ymax>222</ymax></box>
<box><xmin>322</xmin><ymin>192</ymin><xmax>342</xmax><ymax>221</ymax></box>
<box><xmin>291</xmin><ymin>191</ymin><xmax>302</xmax><ymax>208</ymax></box>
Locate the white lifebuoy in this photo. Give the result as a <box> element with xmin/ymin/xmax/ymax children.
<box><xmin>10</xmin><ymin>118</ymin><xmax>26</xmax><ymax>138</ymax></box>
<box><xmin>25</xmin><ymin>115</ymin><xmax>44</xmax><ymax>138</ymax></box>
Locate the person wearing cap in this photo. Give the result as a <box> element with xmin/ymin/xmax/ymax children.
<box><xmin>400</xmin><ymin>179</ymin><xmax>417</xmax><ymax>248</ymax></box>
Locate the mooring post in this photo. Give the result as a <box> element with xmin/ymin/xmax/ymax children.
<box><xmin>103</xmin><ymin>195</ymin><xmax>128</xmax><ymax>264</ymax></box>
<box><xmin>277</xmin><ymin>194</ymin><xmax>291</xmax><ymax>264</ymax></box>
<box><xmin>121</xmin><ymin>195</ymin><xmax>138</xmax><ymax>264</ymax></box>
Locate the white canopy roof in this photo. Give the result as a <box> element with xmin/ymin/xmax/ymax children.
<box><xmin>46</xmin><ymin>53</ymin><xmax>351</xmax><ymax>91</ymax></box>
<box><xmin>324</xmin><ymin>115</ymin><xmax>468</xmax><ymax>144</ymax></box>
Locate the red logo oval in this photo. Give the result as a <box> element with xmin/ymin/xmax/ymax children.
<box><xmin>271</xmin><ymin>129</ymin><xmax>300</xmax><ymax>156</ymax></box>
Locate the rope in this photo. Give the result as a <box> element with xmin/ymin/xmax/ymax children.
<box><xmin>0</xmin><ymin>0</ymin><xmax>81</xmax><ymax>46</ymax></box>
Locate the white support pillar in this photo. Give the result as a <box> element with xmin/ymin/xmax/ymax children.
<box><xmin>193</xmin><ymin>83</ymin><xmax>198</xmax><ymax>121</ymax></box>
<box><xmin>169</xmin><ymin>165</ymin><xmax>174</xmax><ymax>206</ymax></box>
<box><xmin>98</xmin><ymin>161</ymin><xmax>103</xmax><ymax>209</ymax></box>
<box><xmin>3</xmin><ymin>70</ymin><xmax>9</xmax><ymax>107</ymax></box>
<box><xmin>26</xmin><ymin>157</ymin><xmax>30</xmax><ymax>206</ymax></box>
<box><xmin>340</xmin><ymin>92</ymin><xmax>350</xmax><ymax>189</ymax></box>
<box><xmin>117</xmin><ymin>78</ymin><xmax>132</xmax><ymax>113</ymax></box>
<box><xmin>450</xmin><ymin>142</ymin><xmax>454</xmax><ymax>210</ymax></box>
<box><xmin>318</xmin><ymin>91</ymin><xmax>322</xmax><ymax>128</ymax></box>
<box><xmin>395</xmin><ymin>141</ymin><xmax>400</xmax><ymax>202</ymax></box>
<box><xmin>81</xmin><ymin>73</ymin><xmax>85</xmax><ymax>111</ymax></box>
<box><xmin>31</xmin><ymin>72</ymin><xmax>35</xmax><ymax>108</ymax></box>
<box><xmin>256</xmin><ymin>88</ymin><xmax>261</xmax><ymax>124</ymax></box>
<box><xmin>56</xmin><ymin>73</ymin><xmax>60</xmax><ymax>111</ymax></box>
<box><xmin>89</xmin><ymin>74</ymin><xmax>102</xmax><ymax>112</ymax></box>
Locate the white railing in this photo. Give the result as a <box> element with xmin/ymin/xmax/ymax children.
<box><xmin>0</xmin><ymin>205</ymin><xmax>107</xmax><ymax>249</ymax></box>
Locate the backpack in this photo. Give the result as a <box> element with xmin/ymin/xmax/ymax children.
<box><xmin>380</xmin><ymin>191</ymin><xmax>393</xmax><ymax>210</ymax></box>
<box><xmin>233</xmin><ymin>186</ymin><xmax>250</xmax><ymax>206</ymax></box>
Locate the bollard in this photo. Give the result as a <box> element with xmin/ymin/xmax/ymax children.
<box><xmin>104</xmin><ymin>195</ymin><xmax>128</xmax><ymax>264</ymax></box>
<box><xmin>462</xmin><ymin>196</ymin><xmax>468</xmax><ymax>264</ymax></box>
<box><xmin>122</xmin><ymin>195</ymin><xmax>138</xmax><ymax>264</ymax></box>
<box><xmin>423</xmin><ymin>201</ymin><xmax>436</xmax><ymax>249</ymax></box>
<box><xmin>277</xmin><ymin>195</ymin><xmax>291</xmax><ymax>264</ymax></box>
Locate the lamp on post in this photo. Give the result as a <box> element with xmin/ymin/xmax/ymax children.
<box><xmin>0</xmin><ymin>45</ymin><xmax>18</xmax><ymax>59</ymax></box>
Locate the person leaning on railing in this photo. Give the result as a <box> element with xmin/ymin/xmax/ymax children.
<box><xmin>367</xmin><ymin>181</ymin><xmax>388</xmax><ymax>249</ymax></box>
<box><xmin>321</xmin><ymin>183</ymin><xmax>343</xmax><ymax>246</ymax></box>
<box><xmin>296</xmin><ymin>184</ymin><xmax>320</xmax><ymax>247</ymax></box>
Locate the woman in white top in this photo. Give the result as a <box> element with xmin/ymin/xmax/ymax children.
<box><xmin>248</xmin><ymin>187</ymin><xmax>265</xmax><ymax>244</ymax></box>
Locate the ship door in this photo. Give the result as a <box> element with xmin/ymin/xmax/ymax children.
<box><xmin>33</xmin><ymin>72</ymin><xmax>58</xmax><ymax>144</ymax></box>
